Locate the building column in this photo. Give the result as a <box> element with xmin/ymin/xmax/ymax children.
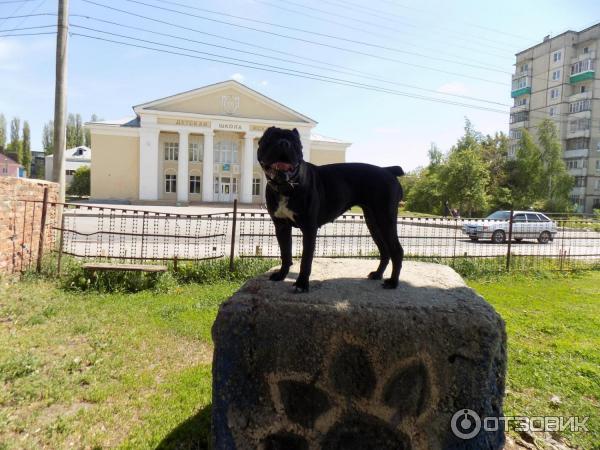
<box><xmin>202</xmin><ymin>131</ymin><xmax>214</xmax><ymax>202</ymax></box>
<box><xmin>241</xmin><ymin>134</ymin><xmax>254</xmax><ymax>204</ymax></box>
<box><xmin>139</xmin><ymin>128</ymin><xmax>160</xmax><ymax>200</ymax></box>
<box><xmin>300</xmin><ymin>132</ymin><xmax>311</xmax><ymax>163</ymax></box>
<box><xmin>177</xmin><ymin>131</ymin><xmax>189</xmax><ymax>203</ymax></box>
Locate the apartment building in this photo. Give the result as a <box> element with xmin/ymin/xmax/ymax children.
<box><xmin>510</xmin><ymin>23</ymin><xmax>600</xmax><ymax>213</ymax></box>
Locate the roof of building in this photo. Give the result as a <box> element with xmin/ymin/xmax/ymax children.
<box><xmin>515</xmin><ymin>22</ymin><xmax>600</xmax><ymax>56</ymax></box>
<box><xmin>46</xmin><ymin>146</ymin><xmax>92</xmax><ymax>160</ymax></box>
<box><xmin>310</xmin><ymin>132</ymin><xmax>350</xmax><ymax>145</ymax></box>
<box><xmin>0</xmin><ymin>153</ymin><xmax>22</xmax><ymax>166</ymax></box>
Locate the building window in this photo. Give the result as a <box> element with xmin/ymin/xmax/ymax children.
<box><xmin>510</xmin><ymin>111</ymin><xmax>529</xmax><ymax>124</ymax></box>
<box><xmin>214</xmin><ymin>139</ymin><xmax>239</xmax><ymax>164</ymax></box>
<box><xmin>252</xmin><ymin>177</ymin><xmax>261</xmax><ymax>196</ymax></box>
<box><xmin>520</xmin><ymin>63</ymin><xmax>529</xmax><ymax>73</ymax></box>
<box><xmin>569</xmin><ymin>118</ymin><xmax>590</xmax><ymax>132</ymax></box>
<box><xmin>510</xmin><ymin>129</ymin><xmax>523</xmax><ymax>140</ymax></box>
<box><xmin>214</xmin><ymin>176</ymin><xmax>219</xmax><ymax>194</ymax></box>
<box><xmin>567</xmin><ymin>138</ymin><xmax>590</xmax><ymax>150</ymax></box>
<box><xmin>571</xmin><ymin>59</ymin><xmax>594</xmax><ymax>75</ymax></box>
<box><xmin>66</xmin><ymin>169</ymin><xmax>75</xmax><ymax>175</ymax></box>
<box><xmin>580</xmin><ymin>85</ymin><xmax>587</xmax><ymax>93</ymax></box>
<box><xmin>549</xmin><ymin>88</ymin><xmax>560</xmax><ymax>100</ymax></box>
<box><xmin>164</xmin><ymin>142</ymin><xmax>179</xmax><ymax>161</ymax></box>
<box><xmin>514</xmin><ymin>97</ymin><xmax>527</xmax><ymax>107</ymax></box>
<box><xmin>574</xmin><ymin>176</ymin><xmax>586</xmax><ymax>188</ymax></box>
<box><xmin>549</xmin><ymin>107</ymin><xmax>557</xmax><ymax>117</ymax></box>
<box><xmin>552</xmin><ymin>51</ymin><xmax>561</xmax><ymax>62</ymax></box>
<box><xmin>508</xmin><ymin>144</ymin><xmax>518</xmax><ymax>157</ymax></box>
<box><xmin>566</xmin><ymin>159</ymin><xmax>580</xmax><ymax>169</ymax></box>
<box><xmin>189</xmin><ymin>142</ymin><xmax>203</xmax><ymax>162</ymax></box>
<box><xmin>569</xmin><ymin>99</ymin><xmax>591</xmax><ymax>114</ymax></box>
<box><xmin>1</xmin><ymin>167</ymin><xmax>7</xmax><ymax>174</ymax></box>
<box><xmin>165</xmin><ymin>174</ymin><xmax>177</xmax><ymax>193</ymax></box>
<box><xmin>512</xmin><ymin>76</ymin><xmax>529</xmax><ymax>90</ymax></box>
<box><xmin>593</xmin><ymin>198</ymin><xmax>600</xmax><ymax>209</ymax></box>
<box><xmin>596</xmin><ymin>160</ymin><xmax>600</xmax><ymax>171</ymax></box>
<box><xmin>596</xmin><ymin>179</ymin><xmax>600</xmax><ymax>190</ymax></box>
<box><xmin>189</xmin><ymin>175</ymin><xmax>201</xmax><ymax>194</ymax></box>
<box><xmin>552</xmin><ymin>69</ymin><xmax>560</xmax><ymax>81</ymax></box>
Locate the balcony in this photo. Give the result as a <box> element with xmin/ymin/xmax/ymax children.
<box><xmin>510</xmin><ymin>104</ymin><xmax>528</xmax><ymax>113</ymax></box>
<box><xmin>511</xmin><ymin>68</ymin><xmax>532</xmax><ymax>80</ymax></box>
<box><xmin>570</xmin><ymin>187</ymin><xmax>586</xmax><ymax>196</ymax></box>
<box><xmin>571</xmin><ymin>50</ymin><xmax>596</xmax><ymax>64</ymax></box>
<box><xmin>570</xmin><ymin>71</ymin><xmax>595</xmax><ymax>83</ymax></box>
<box><xmin>568</xmin><ymin>90</ymin><xmax>592</xmax><ymax>102</ymax></box>
<box><xmin>564</xmin><ymin>148</ymin><xmax>589</xmax><ymax>158</ymax></box>
<box><xmin>511</xmin><ymin>86</ymin><xmax>531</xmax><ymax>98</ymax></box>
<box><xmin>570</xmin><ymin>58</ymin><xmax>595</xmax><ymax>84</ymax></box>
<box><xmin>568</xmin><ymin>166</ymin><xmax>587</xmax><ymax>177</ymax></box>
<box><xmin>567</xmin><ymin>129</ymin><xmax>591</xmax><ymax>139</ymax></box>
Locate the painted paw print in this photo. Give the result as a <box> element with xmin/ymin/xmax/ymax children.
<box><xmin>256</xmin><ymin>337</ymin><xmax>437</xmax><ymax>450</ymax></box>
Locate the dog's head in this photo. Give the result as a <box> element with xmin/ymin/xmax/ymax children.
<box><xmin>257</xmin><ymin>127</ymin><xmax>303</xmax><ymax>184</ymax></box>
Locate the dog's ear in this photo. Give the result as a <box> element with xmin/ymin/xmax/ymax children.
<box><xmin>259</xmin><ymin>126</ymin><xmax>276</xmax><ymax>146</ymax></box>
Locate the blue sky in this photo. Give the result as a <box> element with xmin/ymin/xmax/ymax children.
<box><xmin>0</xmin><ymin>0</ymin><xmax>598</xmax><ymax>170</ymax></box>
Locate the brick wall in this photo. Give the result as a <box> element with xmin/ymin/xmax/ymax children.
<box><xmin>0</xmin><ymin>177</ymin><xmax>59</xmax><ymax>275</ymax></box>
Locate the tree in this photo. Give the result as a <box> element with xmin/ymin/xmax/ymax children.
<box><xmin>8</xmin><ymin>117</ymin><xmax>21</xmax><ymax>162</ymax></box>
<box><xmin>84</xmin><ymin>113</ymin><xmax>98</xmax><ymax>147</ymax></box>
<box><xmin>537</xmin><ymin>119</ymin><xmax>574</xmax><ymax>212</ymax></box>
<box><xmin>22</xmin><ymin>121</ymin><xmax>31</xmax><ymax>176</ymax></box>
<box><xmin>441</xmin><ymin>146</ymin><xmax>490</xmax><ymax>217</ymax></box>
<box><xmin>508</xmin><ymin>129</ymin><xmax>545</xmax><ymax>209</ymax></box>
<box><xmin>66</xmin><ymin>113</ymin><xmax>84</xmax><ymax>148</ymax></box>
<box><xmin>42</xmin><ymin>120</ymin><xmax>54</xmax><ymax>155</ymax></box>
<box><xmin>481</xmin><ymin>132</ymin><xmax>512</xmax><ymax>211</ymax></box>
<box><xmin>0</xmin><ymin>114</ymin><xmax>6</xmax><ymax>153</ymax></box>
<box><xmin>404</xmin><ymin>144</ymin><xmax>445</xmax><ymax>214</ymax></box>
<box><xmin>67</xmin><ymin>166</ymin><xmax>90</xmax><ymax>196</ymax></box>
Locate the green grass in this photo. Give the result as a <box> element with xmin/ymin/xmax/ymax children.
<box><xmin>470</xmin><ymin>272</ymin><xmax>600</xmax><ymax>449</ymax></box>
<box><xmin>1</xmin><ymin>264</ymin><xmax>598</xmax><ymax>449</ymax></box>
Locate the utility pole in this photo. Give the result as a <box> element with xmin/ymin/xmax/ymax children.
<box><xmin>52</xmin><ymin>0</ymin><xmax>69</xmax><ymax>203</ymax></box>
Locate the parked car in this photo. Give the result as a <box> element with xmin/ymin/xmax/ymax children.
<box><xmin>462</xmin><ymin>210</ymin><xmax>557</xmax><ymax>244</ymax></box>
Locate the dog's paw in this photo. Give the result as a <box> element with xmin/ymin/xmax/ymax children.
<box><xmin>367</xmin><ymin>271</ymin><xmax>382</xmax><ymax>280</ymax></box>
<box><xmin>269</xmin><ymin>270</ymin><xmax>288</xmax><ymax>281</ymax></box>
<box><xmin>293</xmin><ymin>278</ymin><xmax>309</xmax><ymax>293</ymax></box>
<box><xmin>382</xmin><ymin>278</ymin><xmax>398</xmax><ymax>289</ymax></box>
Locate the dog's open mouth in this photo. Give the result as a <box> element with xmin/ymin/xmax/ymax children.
<box><xmin>270</xmin><ymin>162</ymin><xmax>295</xmax><ymax>172</ymax></box>
<box><xmin>264</xmin><ymin>161</ymin><xmax>297</xmax><ymax>181</ymax></box>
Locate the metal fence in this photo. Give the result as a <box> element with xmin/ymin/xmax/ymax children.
<box><xmin>9</xmin><ymin>199</ymin><xmax>600</xmax><ymax>275</ymax></box>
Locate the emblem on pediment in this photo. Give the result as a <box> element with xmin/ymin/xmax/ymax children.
<box><xmin>221</xmin><ymin>95</ymin><xmax>240</xmax><ymax>115</ymax></box>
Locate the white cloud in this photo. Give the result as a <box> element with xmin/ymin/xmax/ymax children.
<box><xmin>437</xmin><ymin>82</ymin><xmax>468</xmax><ymax>96</ymax></box>
<box><xmin>230</xmin><ymin>73</ymin><xmax>245</xmax><ymax>82</ymax></box>
<box><xmin>260</xmin><ymin>80</ymin><xmax>268</xmax><ymax>86</ymax></box>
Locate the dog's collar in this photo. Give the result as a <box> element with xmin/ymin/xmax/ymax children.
<box><xmin>264</xmin><ymin>162</ymin><xmax>301</xmax><ymax>192</ymax></box>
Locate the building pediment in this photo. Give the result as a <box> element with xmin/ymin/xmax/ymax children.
<box><xmin>133</xmin><ymin>80</ymin><xmax>316</xmax><ymax>125</ymax></box>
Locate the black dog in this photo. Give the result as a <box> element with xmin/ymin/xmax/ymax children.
<box><xmin>257</xmin><ymin>126</ymin><xmax>404</xmax><ymax>292</ymax></box>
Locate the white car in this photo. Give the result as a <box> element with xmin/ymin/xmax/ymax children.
<box><xmin>462</xmin><ymin>210</ymin><xmax>557</xmax><ymax>244</ymax></box>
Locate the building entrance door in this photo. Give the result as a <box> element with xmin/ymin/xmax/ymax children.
<box><xmin>216</xmin><ymin>176</ymin><xmax>238</xmax><ymax>202</ymax></box>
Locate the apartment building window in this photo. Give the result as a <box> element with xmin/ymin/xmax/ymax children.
<box><xmin>569</xmin><ymin>99</ymin><xmax>591</xmax><ymax>114</ymax></box>
<box><xmin>549</xmin><ymin>107</ymin><xmax>557</xmax><ymax>117</ymax></box>
<box><xmin>570</xmin><ymin>195</ymin><xmax>583</xmax><ymax>205</ymax></box>
<box><xmin>583</xmin><ymin>47</ymin><xmax>589</xmax><ymax>54</ymax></box>
<box><xmin>510</xmin><ymin>111</ymin><xmax>529</xmax><ymax>124</ymax></box>
<box><xmin>593</xmin><ymin>198</ymin><xmax>600</xmax><ymax>209</ymax></box>
<box><xmin>512</xmin><ymin>76</ymin><xmax>529</xmax><ymax>90</ymax></box>
<box><xmin>252</xmin><ymin>177</ymin><xmax>261</xmax><ymax>196</ymax></box>
<box><xmin>552</xmin><ymin>69</ymin><xmax>561</xmax><ymax>81</ymax></box>
<box><xmin>552</xmin><ymin>51</ymin><xmax>561</xmax><ymax>62</ymax></box>
<box><xmin>189</xmin><ymin>142</ymin><xmax>203</xmax><ymax>162</ymax></box>
<box><xmin>571</xmin><ymin>59</ymin><xmax>594</xmax><ymax>75</ymax></box>
<box><xmin>549</xmin><ymin>88</ymin><xmax>560</xmax><ymax>100</ymax></box>
<box><xmin>508</xmin><ymin>144</ymin><xmax>518</xmax><ymax>157</ymax></box>
<box><xmin>567</xmin><ymin>138</ymin><xmax>590</xmax><ymax>150</ymax></box>
<box><xmin>189</xmin><ymin>175</ymin><xmax>201</xmax><ymax>194</ymax></box>
<box><xmin>520</xmin><ymin>63</ymin><xmax>529</xmax><ymax>73</ymax></box>
<box><xmin>165</xmin><ymin>174</ymin><xmax>177</xmax><ymax>193</ymax></box>
<box><xmin>509</xmin><ymin>129</ymin><xmax>523</xmax><ymax>140</ymax></box>
<box><xmin>566</xmin><ymin>159</ymin><xmax>580</xmax><ymax>169</ymax></box>
<box><xmin>569</xmin><ymin>118</ymin><xmax>591</xmax><ymax>132</ymax></box>
<box><xmin>164</xmin><ymin>142</ymin><xmax>179</xmax><ymax>161</ymax></box>
<box><xmin>66</xmin><ymin>170</ymin><xmax>75</xmax><ymax>176</ymax></box>
<box><xmin>596</xmin><ymin>179</ymin><xmax>600</xmax><ymax>191</ymax></box>
<box><xmin>580</xmin><ymin>85</ymin><xmax>587</xmax><ymax>93</ymax></box>
<box><xmin>514</xmin><ymin>97</ymin><xmax>527</xmax><ymax>107</ymax></box>
<box><xmin>574</xmin><ymin>176</ymin><xmax>586</xmax><ymax>188</ymax></box>
<box><xmin>596</xmin><ymin>160</ymin><xmax>600</xmax><ymax>171</ymax></box>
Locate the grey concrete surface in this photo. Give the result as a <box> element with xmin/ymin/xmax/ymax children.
<box><xmin>212</xmin><ymin>259</ymin><xmax>507</xmax><ymax>450</ymax></box>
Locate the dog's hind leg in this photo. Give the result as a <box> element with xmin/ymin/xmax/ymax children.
<box><xmin>375</xmin><ymin>212</ymin><xmax>403</xmax><ymax>289</ymax></box>
<box><xmin>363</xmin><ymin>207</ymin><xmax>390</xmax><ymax>280</ymax></box>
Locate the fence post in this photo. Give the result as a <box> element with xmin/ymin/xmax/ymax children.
<box><xmin>36</xmin><ymin>187</ymin><xmax>49</xmax><ymax>273</ymax></box>
<box><xmin>505</xmin><ymin>208</ymin><xmax>514</xmax><ymax>272</ymax></box>
<box><xmin>56</xmin><ymin>212</ymin><xmax>66</xmax><ymax>276</ymax></box>
<box><xmin>140</xmin><ymin>211</ymin><xmax>147</xmax><ymax>261</ymax></box>
<box><xmin>451</xmin><ymin>217</ymin><xmax>458</xmax><ymax>267</ymax></box>
<box><xmin>229</xmin><ymin>199</ymin><xmax>238</xmax><ymax>272</ymax></box>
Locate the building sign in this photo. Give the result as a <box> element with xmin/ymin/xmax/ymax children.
<box><xmin>216</xmin><ymin>123</ymin><xmax>244</xmax><ymax>131</ymax></box>
<box><xmin>222</xmin><ymin>95</ymin><xmax>240</xmax><ymax>115</ymax></box>
<box><xmin>223</xmin><ymin>163</ymin><xmax>230</xmax><ymax>171</ymax></box>
<box><xmin>158</xmin><ymin>118</ymin><xmax>211</xmax><ymax>127</ymax></box>
<box><xmin>250</xmin><ymin>125</ymin><xmax>269</xmax><ymax>132</ymax></box>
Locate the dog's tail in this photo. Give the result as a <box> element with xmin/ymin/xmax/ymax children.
<box><xmin>384</xmin><ymin>166</ymin><xmax>404</xmax><ymax>177</ymax></box>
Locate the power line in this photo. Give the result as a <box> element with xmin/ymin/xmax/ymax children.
<box><xmin>82</xmin><ymin>0</ymin><xmax>507</xmax><ymax>86</ymax></box>
<box><xmin>255</xmin><ymin>0</ymin><xmax>510</xmax><ymax>65</ymax></box>
<box><xmin>0</xmin><ymin>12</ymin><xmax>54</xmax><ymax>19</ymax></box>
<box><xmin>71</xmin><ymin>16</ymin><xmax>511</xmax><ymax>108</ymax></box>
<box><xmin>0</xmin><ymin>30</ymin><xmax>54</xmax><ymax>36</ymax></box>
<box><xmin>278</xmin><ymin>0</ymin><xmax>517</xmax><ymax>53</ymax></box>
<box><xmin>137</xmin><ymin>0</ymin><xmax>513</xmax><ymax>72</ymax></box>
<box><xmin>0</xmin><ymin>0</ymin><xmax>37</xmax><ymax>4</ymax></box>
<box><xmin>71</xmin><ymin>31</ymin><xmax>509</xmax><ymax>114</ymax></box>
<box><xmin>0</xmin><ymin>23</ymin><xmax>54</xmax><ymax>31</ymax></box>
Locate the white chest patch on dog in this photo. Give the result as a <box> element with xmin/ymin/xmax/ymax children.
<box><xmin>274</xmin><ymin>196</ymin><xmax>296</xmax><ymax>223</ymax></box>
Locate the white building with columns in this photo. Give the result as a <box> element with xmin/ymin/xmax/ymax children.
<box><xmin>87</xmin><ymin>80</ymin><xmax>350</xmax><ymax>204</ymax></box>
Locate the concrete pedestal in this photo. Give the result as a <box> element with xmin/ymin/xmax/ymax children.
<box><xmin>212</xmin><ymin>259</ymin><xmax>506</xmax><ymax>450</ymax></box>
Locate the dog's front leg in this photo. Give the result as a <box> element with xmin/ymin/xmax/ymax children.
<box><xmin>270</xmin><ymin>220</ymin><xmax>292</xmax><ymax>281</ymax></box>
<box><xmin>294</xmin><ymin>227</ymin><xmax>317</xmax><ymax>293</ymax></box>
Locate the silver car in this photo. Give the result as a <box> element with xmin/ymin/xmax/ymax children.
<box><xmin>462</xmin><ymin>210</ymin><xmax>557</xmax><ymax>244</ymax></box>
